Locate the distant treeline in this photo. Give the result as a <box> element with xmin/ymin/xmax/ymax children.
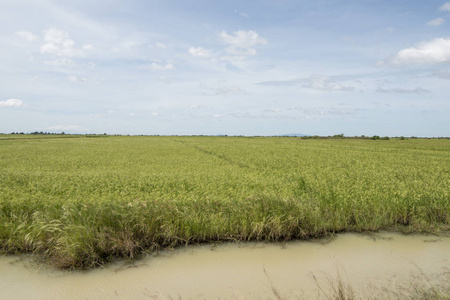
<box><xmin>3</xmin><ymin>132</ymin><xmax>449</xmax><ymax>139</ymax></box>
<box><xmin>9</xmin><ymin>131</ymin><xmax>67</xmax><ymax>135</ymax></box>
<box><xmin>300</xmin><ymin>135</ymin><xmax>449</xmax><ymax>140</ymax></box>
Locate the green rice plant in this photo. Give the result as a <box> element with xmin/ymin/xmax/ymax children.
<box><xmin>0</xmin><ymin>136</ymin><xmax>449</xmax><ymax>268</ymax></box>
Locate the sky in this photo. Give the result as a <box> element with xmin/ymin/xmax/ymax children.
<box><xmin>1</xmin><ymin>0</ymin><xmax>450</xmax><ymax>137</ymax></box>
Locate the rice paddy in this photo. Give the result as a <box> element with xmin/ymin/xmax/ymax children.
<box><xmin>0</xmin><ymin>135</ymin><xmax>449</xmax><ymax>269</ymax></box>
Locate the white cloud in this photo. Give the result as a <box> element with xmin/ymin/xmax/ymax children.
<box><xmin>15</xmin><ymin>31</ymin><xmax>38</xmax><ymax>42</ymax></box>
<box><xmin>224</xmin><ymin>47</ymin><xmax>256</xmax><ymax>56</ymax></box>
<box><xmin>286</xmin><ymin>107</ymin><xmax>361</xmax><ymax>119</ymax></box>
<box><xmin>264</xmin><ymin>108</ymin><xmax>281</xmax><ymax>113</ymax></box>
<box><xmin>327</xmin><ymin>108</ymin><xmax>359</xmax><ymax>117</ymax></box>
<box><xmin>392</xmin><ymin>38</ymin><xmax>450</xmax><ymax>64</ymax></box>
<box><xmin>229</xmin><ymin>107</ymin><xmax>358</xmax><ymax>121</ymax></box>
<box><xmin>221</xmin><ymin>30</ymin><xmax>266</xmax><ymax>48</ymax></box>
<box><xmin>68</xmin><ymin>75</ymin><xmax>88</xmax><ymax>83</ymax></box>
<box><xmin>82</xmin><ymin>44</ymin><xmax>93</xmax><ymax>50</ymax></box>
<box><xmin>155</xmin><ymin>42</ymin><xmax>167</xmax><ymax>49</ymax></box>
<box><xmin>439</xmin><ymin>2</ymin><xmax>450</xmax><ymax>11</ymax></box>
<box><xmin>68</xmin><ymin>75</ymin><xmax>78</xmax><ymax>82</ymax></box>
<box><xmin>257</xmin><ymin>75</ymin><xmax>356</xmax><ymax>91</ymax></box>
<box><xmin>40</xmin><ymin>28</ymin><xmax>91</xmax><ymax>57</ymax></box>
<box><xmin>220</xmin><ymin>30</ymin><xmax>266</xmax><ymax>59</ymax></box>
<box><xmin>234</xmin><ymin>10</ymin><xmax>249</xmax><ymax>18</ymax></box>
<box><xmin>190</xmin><ymin>104</ymin><xmax>208</xmax><ymax>109</ymax></box>
<box><xmin>302</xmin><ymin>75</ymin><xmax>355</xmax><ymax>92</ymax></box>
<box><xmin>213</xmin><ymin>114</ymin><xmax>220</xmax><ymax>118</ymax></box>
<box><xmin>215</xmin><ymin>86</ymin><xmax>247</xmax><ymax>96</ymax></box>
<box><xmin>188</xmin><ymin>47</ymin><xmax>212</xmax><ymax>58</ymax></box>
<box><xmin>426</xmin><ymin>18</ymin><xmax>445</xmax><ymax>26</ymax></box>
<box><xmin>200</xmin><ymin>83</ymin><xmax>247</xmax><ymax>96</ymax></box>
<box><xmin>41</xmin><ymin>29</ymin><xmax>77</xmax><ymax>56</ymax></box>
<box><xmin>290</xmin><ymin>107</ymin><xmax>325</xmax><ymax>117</ymax></box>
<box><xmin>44</xmin><ymin>58</ymin><xmax>77</xmax><ymax>67</ymax></box>
<box><xmin>0</xmin><ymin>99</ymin><xmax>24</xmax><ymax>107</ymax></box>
<box><xmin>376</xmin><ymin>87</ymin><xmax>431</xmax><ymax>94</ymax></box>
<box><xmin>256</xmin><ymin>79</ymin><xmax>299</xmax><ymax>86</ymax></box>
<box><xmin>149</xmin><ymin>62</ymin><xmax>175</xmax><ymax>71</ymax></box>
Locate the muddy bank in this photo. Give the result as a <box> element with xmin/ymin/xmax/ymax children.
<box><xmin>1</xmin><ymin>232</ymin><xmax>449</xmax><ymax>299</ymax></box>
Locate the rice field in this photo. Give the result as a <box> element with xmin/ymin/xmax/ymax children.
<box><xmin>0</xmin><ymin>135</ymin><xmax>449</xmax><ymax>269</ymax></box>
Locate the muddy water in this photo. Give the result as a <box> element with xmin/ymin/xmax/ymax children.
<box><xmin>1</xmin><ymin>232</ymin><xmax>450</xmax><ymax>299</ymax></box>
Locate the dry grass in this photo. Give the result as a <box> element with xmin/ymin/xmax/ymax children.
<box><xmin>262</xmin><ymin>268</ymin><xmax>450</xmax><ymax>300</ymax></box>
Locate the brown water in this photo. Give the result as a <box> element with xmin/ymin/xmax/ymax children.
<box><xmin>1</xmin><ymin>232</ymin><xmax>449</xmax><ymax>299</ymax></box>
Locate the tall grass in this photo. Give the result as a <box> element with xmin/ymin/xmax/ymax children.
<box><xmin>0</xmin><ymin>136</ymin><xmax>449</xmax><ymax>268</ymax></box>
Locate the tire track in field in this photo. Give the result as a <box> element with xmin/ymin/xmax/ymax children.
<box><xmin>171</xmin><ymin>139</ymin><xmax>251</xmax><ymax>169</ymax></box>
<box><xmin>171</xmin><ymin>139</ymin><xmax>313</xmax><ymax>199</ymax></box>
<box><xmin>172</xmin><ymin>139</ymin><xmax>317</xmax><ymax>199</ymax></box>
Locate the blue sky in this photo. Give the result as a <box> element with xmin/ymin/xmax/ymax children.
<box><xmin>1</xmin><ymin>0</ymin><xmax>449</xmax><ymax>136</ymax></box>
